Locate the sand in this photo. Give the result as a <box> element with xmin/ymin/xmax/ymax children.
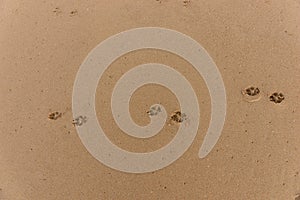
<box><xmin>0</xmin><ymin>0</ymin><xmax>300</xmax><ymax>199</ymax></box>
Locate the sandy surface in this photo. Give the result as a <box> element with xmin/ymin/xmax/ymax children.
<box><xmin>0</xmin><ymin>0</ymin><xmax>300</xmax><ymax>199</ymax></box>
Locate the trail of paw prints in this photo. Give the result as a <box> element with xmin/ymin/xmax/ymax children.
<box><xmin>242</xmin><ymin>86</ymin><xmax>285</xmax><ymax>104</ymax></box>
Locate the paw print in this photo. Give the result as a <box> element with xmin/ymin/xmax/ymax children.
<box><xmin>69</xmin><ymin>9</ymin><xmax>78</xmax><ymax>16</ymax></box>
<box><xmin>183</xmin><ymin>0</ymin><xmax>191</xmax><ymax>6</ymax></box>
<box><xmin>242</xmin><ymin>86</ymin><xmax>261</xmax><ymax>102</ymax></box>
<box><xmin>269</xmin><ymin>92</ymin><xmax>285</xmax><ymax>104</ymax></box>
<box><xmin>171</xmin><ymin>111</ymin><xmax>187</xmax><ymax>123</ymax></box>
<box><xmin>48</xmin><ymin>111</ymin><xmax>62</xmax><ymax>120</ymax></box>
<box><xmin>72</xmin><ymin>116</ymin><xmax>87</xmax><ymax>126</ymax></box>
<box><xmin>245</xmin><ymin>86</ymin><xmax>260</xmax><ymax>96</ymax></box>
<box><xmin>147</xmin><ymin>105</ymin><xmax>162</xmax><ymax>116</ymax></box>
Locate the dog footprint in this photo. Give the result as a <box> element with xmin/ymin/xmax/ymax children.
<box><xmin>242</xmin><ymin>86</ymin><xmax>261</xmax><ymax>102</ymax></box>
<box><xmin>269</xmin><ymin>92</ymin><xmax>285</xmax><ymax>104</ymax></box>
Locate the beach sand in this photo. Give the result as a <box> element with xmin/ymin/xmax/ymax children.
<box><xmin>0</xmin><ymin>0</ymin><xmax>300</xmax><ymax>199</ymax></box>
